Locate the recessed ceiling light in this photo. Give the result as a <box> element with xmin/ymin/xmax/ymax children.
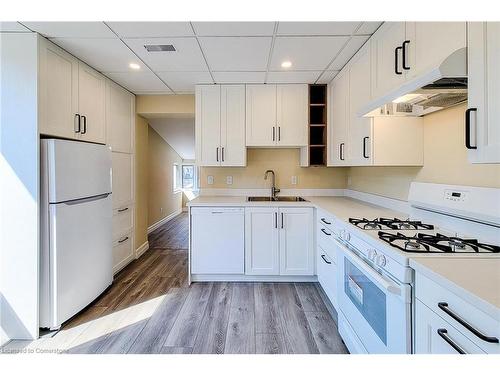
<box><xmin>129</xmin><ymin>63</ymin><xmax>141</xmax><ymax>70</ymax></box>
<box><xmin>281</xmin><ymin>61</ymin><xmax>292</xmax><ymax>69</ymax></box>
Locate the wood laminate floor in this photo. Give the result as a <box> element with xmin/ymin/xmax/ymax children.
<box><xmin>3</xmin><ymin>212</ymin><xmax>348</xmax><ymax>354</ymax></box>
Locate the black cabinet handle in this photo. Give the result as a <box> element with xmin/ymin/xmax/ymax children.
<box><xmin>118</xmin><ymin>207</ymin><xmax>129</xmax><ymax>213</ymax></box>
<box><xmin>321</xmin><ymin>254</ymin><xmax>332</xmax><ymax>265</ymax></box>
<box><xmin>74</xmin><ymin>114</ymin><xmax>81</xmax><ymax>133</ymax></box>
<box><xmin>394</xmin><ymin>46</ymin><xmax>403</xmax><ymax>75</ymax></box>
<box><xmin>321</xmin><ymin>228</ymin><xmax>331</xmax><ymax>236</ymax></box>
<box><xmin>278</xmin><ymin>126</ymin><xmax>281</xmax><ymax>142</ymax></box>
<box><xmin>272</xmin><ymin>127</ymin><xmax>275</xmax><ymax>142</ymax></box>
<box><xmin>216</xmin><ymin>147</ymin><xmax>219</xmax><ymax>162</ymax></box>
<box><xmin>340</xmin><ymin>143</ymin><xmax>345</xmax><ymax>161</ymax></box>
<box><xmin>438</xmin><ymin>302</ymin><xmax>499</xmax><ymax>343</ymax></box>
<box><xmin>274</xmin><ymin>212</ymin><xmax>277</xmax><ymax>229</ymax></box>
<box><xmin>221</xmin><ymin>147</ymin><xmax>225</xmax><ymax>162</ymax></box>
<box><xmin>465</xmin><ymin>108</ymin><xmax>478</xmax><ymax>150</ymax></box>
<box><xmin>281</xmin><ymin>212</ymin><xmax>284</xmax><ymax>229</ymax></box>
<box><xmin>81</xmin><ymin>115</ymin><xmax>87</xmax><ymax>135</ymax></box>
<box><xmin>118</xmin><ymin>236</ymin><xmax>129</xmax><ymax>244</ymax></box>
<box><xmin>437</xmin><ymin>329</ymin><xmax>466</xmax><ymax>354</ymax></box>
<box><xmin>362</xmin><ymin>137</ymin><xmax>369</xmax><ymax>159</ymax></box>
<box><xmin>402</xmin><ymin>40</ymin><xmax>410</xmax><ymax>70</ymax></box>
<box><xmin>321</xmin><ymin>218</ymin><xmax>331</xmax><ymax>225</ymax></box>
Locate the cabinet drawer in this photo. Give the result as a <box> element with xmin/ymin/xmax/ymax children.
<box><xmin>317</xmin><ymin>245</ymin><xmax>338</xmax><ymax>308</ymax></box>
<box><xmin>112</xmin><ymin>205</ymin><xmax>133</xmax><ymax>240</ymax></box>
<box><xmin>415</xmin><ymin>300</ymin><xmax>485</xmax><ymax>354</ymax></box>
<box><xmin>317</xmin><ymin>208</ymin><xmax>336</xmax><ymax>232</ymax></box>
<box><xmin>113</xmin><ymin>232</ymin><xmax>134</xmax><ymax>274</ymax></box>
<box><xmin>415</xmin><ymin>272</ymin><xmax>499</xmax><ymax>353</ymax></box>
<box><xmin>112</xmin><ymin>152</ymin><xmax>133</xmax><ymax>209</ymax></box>
<box><xmin>317</xmin><ymin>223</ymin><xmax>336</xmax><ymax>262</ymax></box>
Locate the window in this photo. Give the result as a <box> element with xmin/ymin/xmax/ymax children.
<box><xmin>173</xmin><ymin>164</ymin><xmax>181</xmax><ymax>193</ymax></box>
<box><xmin>182</xmin><ymin>165</ymin><xmax>195</xmax><ymax>190</ymax></box>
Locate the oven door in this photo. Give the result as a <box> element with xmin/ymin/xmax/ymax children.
<box><xmin>335</xmin><ymin>238</ymin><xmax>412</xmax><ymax>354</ymax></box>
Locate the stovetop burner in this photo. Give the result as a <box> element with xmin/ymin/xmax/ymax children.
<box><xmin>349</xmin><ymin>217</ymin><xmax>434</xmax><ymax>231</ymax></box>
<box><xmin>378</xmin><ymin>231</ymin><xmax>500</xmax><ymax>254</ymax></box>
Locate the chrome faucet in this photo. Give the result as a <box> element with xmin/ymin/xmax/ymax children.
<box><xmin>264</xmin><ymin>170</ymin><xmax>280</xmax><ymax>200</ymax></box>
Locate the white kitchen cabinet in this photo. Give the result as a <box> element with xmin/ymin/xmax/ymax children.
<box><xmin>246</xmin><ymin>84</ymin><xmax>308</xmax><ymax>147</ymax></box>
<box><xmin>106</xmin><ymin>80</ymin><xmax>135</xmax><ymax>153</ymax></box>
<box><xmin>317</xmin><ymin>246</ymin><xmax>337</xmax><ymax>308</ymax></box>
<box><xmin>78</xmin><ymin>62</ymin><xmax>106</xmax><ymax>144</ymax></box>
<box><xmin>38</xmin><ymin>38</ymin><xmax>79</xmax><ymax>140</ymax></box>
<box><xmin>279</xmin><ymin>208</ymin><xmax>314</xmax><ymax>276</ymax></box>
<box><xmin>245</xmin><ymin>207</ymin><xmax>280</xmax><ymax>275</ymax></box>
<box><xmin>111</xmin><ymin>152</ymin><xmax>133</xmax><ymax>209</ymax></box>
<box><xmin>113</xmin><ymin>232</ymin><xmax>134</xmax><ymax>274</ymax></box>
<box><xmin>112</xmin><ymin>205</ymin><xmax>134</xmax><ymax>241</ymax></box>
<box><xmin>195</xmin><ymin>84</ymin><xmax>246</xmax><ymax>166</ymax></box>
<box><xmin>467</xmin><ymin>22</ymin><xmax>500</xmax><ymax>164</ymax></box>
<box><xmin>329</xmin><ymin>71</ymin><xmax>349</xmax><ymax>166</ymax></box>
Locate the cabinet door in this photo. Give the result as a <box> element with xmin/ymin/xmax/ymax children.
<box><xmin>348</xmin><ymin>41</ymin><xmax>373</xmax><ymax>165</ymax></box>
<box><xmin>329</xmin><ymin>71</ymin><xmax>349</xmax><ymax>166</ymax></box>
<box><xmin>246</xmin><ymin>84</ymin><xmax>277</xmax><ymax>146</ymax></box>
<box><xmin>111</xmin><ymin>152</ymin><xmax>133</xmax><ymax>209</ymax></box>
<box><xmin>405</xmin><ymin>22</ymin><xmax>466</xmax><ymax>80</ymax></box>
<box><xmin>467</xmin><ymin>22</ymin><xmax>500</xmax><ymax>164</ymax></box>
<box><xmin>106</xmin><ymin>80</ymin><xmax>134</xmax><ymax>153</ymax></box>
<box><xmin>276</xmin><ymin>84</ymin><xmax>308</xmax><ymax>147</ymax></box>
<box><xmin>371</xmin><ymin>22</ymin><xmax>406</xmax><ymax>99</ymax></box>
<box><xmin>279</xmin><ymin>208</ymin><xmax>314</xmax><ymax>276</ymax></box>
<box><xmin>38</xmin><ymin>39</ymin><xmax>79</xmax><ymax>139</ymax></box>
<box><xmin>317</xmin><ymin>246</ymin><xmax>337</xmax><ymax>308</ymax></box>
<box><xmin>195</xmin><ymin>85</ymin><xmax>221</xmax><ymax>166</ymax></box>
<box><xmin>78</xmin><ymin>63</ymin><xmax>106</xmax><ymax>144</ymax></box>
<box><xmin>220</xmin><ymin>85</ymin><xmax>246</xmax><ymax>166</ymax></box>
<box><xmin>245</xmin><ymin>208</ymin><xmax>279</xmax><ymax>275</ymax></box>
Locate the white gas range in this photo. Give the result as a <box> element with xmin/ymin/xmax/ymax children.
<box><xmin>332</xmin><ymin>183</ymin><xmax>500</xmax><ymax>354</ymax></box>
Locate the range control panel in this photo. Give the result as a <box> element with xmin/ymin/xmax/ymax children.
<box><xmin>444</xmin><ymin>189</ymin><xmax>468</xmax><ymax>202</ymax></box>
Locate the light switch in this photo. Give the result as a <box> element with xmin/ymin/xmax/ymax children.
<box><xmin>226</xmin><ymin>176</ymin><xmax>233</xmax><ymax>185</ymax></box>
<box><xmin>207</xmin><ymin>175</ymin><xmax>214</xmax><ymax>185</ymax></box>
<box><xmin>291</xmin><ymin>176</ymin><xmax>298</xmax><ymax>185</ymax></box>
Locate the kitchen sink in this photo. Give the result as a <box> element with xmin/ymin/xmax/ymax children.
<box><xmin>247</xmin><ymin>196</ymin><xmax>308</xmax><ymax>202</ymax></box>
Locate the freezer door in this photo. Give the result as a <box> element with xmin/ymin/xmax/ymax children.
<box><xmin>47</xmin><ymin>195</ymin><xmax>112</xmax><ymax>327</ymax></box>
<box><xmin>43</xmin><ymin>139</ymin><xmax>112</xmax><ymax>203</ymax></box>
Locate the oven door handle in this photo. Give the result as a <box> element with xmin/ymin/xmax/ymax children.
<box><xmin>335</xmin><ymin>238</ymin><xmax>402</xmax><ymax>296</ymax></box>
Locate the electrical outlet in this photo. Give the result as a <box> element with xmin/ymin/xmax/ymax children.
<box><xmin>291</xmin><ymin>176</ymin><xmax>298</xmax><ymax>185</ymax></box>
<box><xmin>226</xmin><ymin>176</ymin><xmax>233</xmax><ymax>185</ymax></box>
<box><xmin>207</xmin><ymin>175</ymin><xmax>214</xmax><ymax>185</ymax></box>
<box><xmin>160</xmin><ymin>207</ymin><xmax>163</xmax><ymax>213</ymax></box>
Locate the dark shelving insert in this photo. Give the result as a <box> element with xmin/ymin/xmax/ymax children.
<box><xmin>308</xmin><ymin>84</ymin><xmax>327</xmax><ymax>166</ymax></box>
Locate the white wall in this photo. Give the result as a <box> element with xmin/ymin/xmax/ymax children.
<box><xmin>0</xmin><ymin>33</ymin><xmax>40</xmax><ymax>344</ymax></box>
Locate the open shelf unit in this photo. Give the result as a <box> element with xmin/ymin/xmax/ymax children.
<box><xmin>308</xmin><ymin>84</ymin><xmax>327</xmax><ymax>166</ymax></box>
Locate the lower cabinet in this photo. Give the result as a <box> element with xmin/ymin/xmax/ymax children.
<box><xmin>245</xmin><ymin>207</ymin><xmax>314</xmax><ymax>276</ymax></box>
<box><xmin>317</xmin><ymin>246</ymin><xmax>337</xmax><ymax>308</ymax></box>
<box><xmin>112</xmin><ymin>232</ymin><xmax>134</xmax><ymax>275</ymax></box>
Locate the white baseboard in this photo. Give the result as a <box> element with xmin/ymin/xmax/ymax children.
<box><xmin>147</xmin><ymin>208</ymin><xmax>183</xmax><ymax>234</ymax></box>
<box><xmin>344</xmin><ymin>189</ymin><xmax>410</xmax><ymax>214</ymax></box>
<box><xmin>135</xmin><ymin>241</ymin><xmax>149</xmax><ymax>259</ymax></box>
<box><xmin>191</xmin><ymin>274</ymin><xmax>318</xmax><ymax>282</ymax></box>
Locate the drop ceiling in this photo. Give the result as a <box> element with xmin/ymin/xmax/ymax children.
<box><xmin>2</xmin><ymin>21</ymin><xmax>382</xmax><ymax>94</ymax></box>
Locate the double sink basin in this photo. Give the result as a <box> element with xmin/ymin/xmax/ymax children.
<box><xmin>247</xmin><ymin>196</ymin><xmax>308</xmax><ymax>202</ymax></box>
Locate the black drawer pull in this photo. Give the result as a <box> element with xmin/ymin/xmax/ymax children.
<box><xmin>118</xmin><ymin>236</ymin><xmax>129</xmax><ymax>244</ymax></box>
<box><xmin>437</xmin><ymin>329</ymin><xmax>466</xmax><ymax>354</ymax></box>
<box><xmin>321</xmin><ymin>228</ymin><xmax>331</xmax><ymax>236</ymax></box>
<box><xmin>321</xmin><ymin>254</ymin><xmax>332</xmax><ymax>265</ymax></box>
<box><xmin>81</xmin><ymin>115</ymin><xmax>87</xmax><ymax>135</ymax></box>
<box><xmin>394</xmin><ymin>46</ymin><xmax>403</xmax><ymax>75</ymax></box>
<box><xmin>402</xmin><ymin>40</ymin><xmax>410</xmax><ymax>70</ymax></box>
<box><xmin>321</xmin><ymin>218</ymin><xmax>331</xmax><ymax>225</ymax></box>
<box><xmin>438</xmin><ymin>302</ymin><xmax>499</xmax><ymax>343</ymax></box>
<box><xmin>118</xmin><ymin>207</ymin><xmax>129</xmax><ymax>212</ymax></box>
<box><xmin>465</xmin><ymin>108</ymin><xmax>477</xmax><ymax>150</ymax></box>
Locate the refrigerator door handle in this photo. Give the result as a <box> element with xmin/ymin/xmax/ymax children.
<box><xmin>62</xmin><ymin>193</ymin><xmax>111</xmax><ymax>205</ymax></box>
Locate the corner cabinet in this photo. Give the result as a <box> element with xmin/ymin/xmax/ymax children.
<box><xmin>195</xmin><ymin>84</ymin><xmax>246</xmax><ymax>166</ymax></box>
<box><xmin>245</xmin><ymin>207</ymin><xmax>314</xmax><ymax>276</ymax></box>
<box><xmin>467</xmin><ymin>22</ymin><xmax>500</xmax><ymax>164</ymax></box>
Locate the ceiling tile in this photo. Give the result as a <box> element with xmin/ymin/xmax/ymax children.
<box><xmin>266</xmin><ymin>71</ymin><xmax>322</xmax><ymax>84</ymax></box>
<box><xmin>157</xmin><ymin>71</ymin><xmax>213</xmax><ymax>91</ymax></box>
<box><xmin>105</xmin><ymin>71</ymin><xmax>171</xmax><ymax>93</ymax></box>
<box><xmin>328</xmin><ymin>35</ymin><xmax>369</xmax><ymax>70</ymax></box>
<box><xmin>23</xmin><ymin>22</ymin><xmax>116</xmax><ymax>38</ymax></box>
<box><xmin>213</xmin><ymin>71</ymin><xmax>266</xmax><ymax>84</ymax></box>
<box><xmin>192</xmin><ymin>22</ymin><xmax>275</xmax><ymax>36</ymax></box>
<box><xmin>270</xmin><ymin>36</ymin><xmax>349</xmax><ymax>71</ymax></box>
<box><xmin>51</xmin><ymin>38</ymin><xmax>142</xmax><ymax>72</ymax></box>
<box><xmin>0</xmin><ymin>22</ymin><xmax>30</xmax><ymax>32</ymax></box>
<box><xmin>106</xmin><ymin>22</ymin><xmax>193</xmax><ymax>38</ymax></box>
<box><xmin>356</xmin><ymin>22</ymin><xmax>383</xmax><ymax>35</ymax></box>
<box><xmin>277</xmin><ymin>22</ymin><xmax>361</xmax><ymax>36</ymax></box>
<box><xmin>124</xmin><ymin>37</ymin><xmax>207</xmax><ymax>71</ymax></box>
<box><xmin>200</xmin><ymin>37</ymin><xmax>272</xmax><ymax>71</ymax></box>
<box><xmin>316</xmin><ymin>70</ymin><xmax>339</xmax><ymax>84</ymax></box>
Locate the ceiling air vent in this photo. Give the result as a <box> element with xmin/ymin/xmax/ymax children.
<box><xmin>144</xmin><ymin>44</ymin><xmax>176</xmax><ymax>52</ymax></box>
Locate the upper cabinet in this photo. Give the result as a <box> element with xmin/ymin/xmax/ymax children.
<box><xmin>106</xmin><ymin>79</ymin><xmax>135</xmax><ymax>153</ymax></box>
<box><xmin>195</xmin><ymin>84</ymin><xmax>246</xmax><ymax>167</ymax></box>
<box><xmin>246</xmin><ymin>84</ymin><xmax>307</xmax><ymax>147</ymax></box>
<box><xmin>467</xmin><ymin>22</ymin><xmax>500</xmax><ymax>164</ymax></box>
<box><xmin>329</xmin><ymin>71</ymin><xmax>349</xmax><ymax>166</ymax></box>
<box><xmin>38</xmin><ymin>38</ymin><xmax>107</xmax><ymax>145</ymax></box>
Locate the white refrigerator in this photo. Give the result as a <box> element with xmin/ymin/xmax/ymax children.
<box><xmin>40</xmin><ymin>139</ymin><xmax>113</xmax><ymax>330</ymax></box>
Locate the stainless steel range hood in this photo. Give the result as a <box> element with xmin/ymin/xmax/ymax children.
<box><xmin>359</xmin><ymin>48</ymin><xmax>467</xmax><ymax>117</ymax></box>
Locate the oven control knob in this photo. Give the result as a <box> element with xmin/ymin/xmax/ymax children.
<box><xmin>376</xmin><ymin>254</ymin><xmax>387</xmax><ymax>267</ymax></box>
<box><xmin>368</xmin><ymin>249</ymin><xmax>377</xmax><ymax>261</ymax></box>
